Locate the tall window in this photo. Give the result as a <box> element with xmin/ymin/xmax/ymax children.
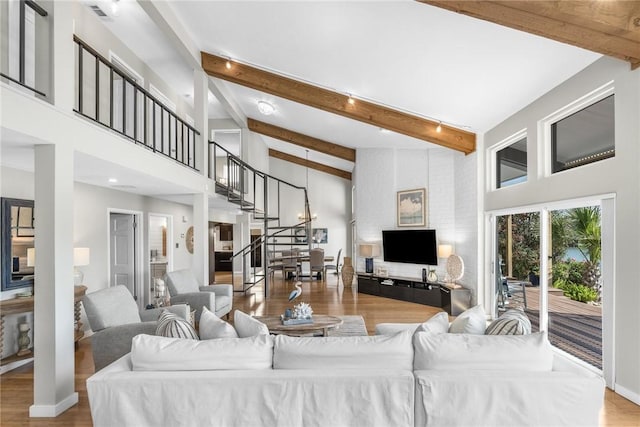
<box><xmin>551</xmin><ymin>95</ymin><xmax>614</xmax><ymax>173</ymax></box>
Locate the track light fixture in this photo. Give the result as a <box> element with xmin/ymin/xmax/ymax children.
<box><xmin>225</xmin><ymin>59</ymin><xmax>232</xmax><ymax>70</ymax></box>
<box><xmin>347</xmin><ymin>94</ymin><xmax>355</xmax><ymax>105</ymax></box>
<box><xmin>436</xmin><ymin>121</ymin><xmax>442</xmax><ymax>133</ymax></box>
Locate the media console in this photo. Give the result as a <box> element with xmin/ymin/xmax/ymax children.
<box><xmin>356</xmin><ymin>274</ymin><xmax>471</xmax><ymax>315</ymax></box>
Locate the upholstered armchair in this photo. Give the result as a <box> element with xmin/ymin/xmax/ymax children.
<box><xmin>163</xmin><ymin>269</ymin><xmax>233</xmax><ymax>321</ymax></box>
<box><xmin>82</xmin><ymin>285</ymin><xmax>189</xmax><ymax>371</ymax></box>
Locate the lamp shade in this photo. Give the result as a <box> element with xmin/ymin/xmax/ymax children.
<box><xmin>73</xmin><ymin>247</ymin><xmax>90</xmax><ymax>266</ymax></box>
<box><xmin>27</xmin><ymin>247</ymin><xmax>35</xmax><ymax>267</ymax></box>
<box><xmin>358</xmin><ymin>243</ymin><xmax>379</xmax><ymax>258</ymax></box>
<box><xmin>438</xmin><ymin>244</ymin><xmax>453</xmax><ymax>259</ymax></box>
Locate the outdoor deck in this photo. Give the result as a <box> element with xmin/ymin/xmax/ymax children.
<box><xmin>501</xmin><ymin>285</ymin><xmax>602</xmax><ymax>369</ymax></box>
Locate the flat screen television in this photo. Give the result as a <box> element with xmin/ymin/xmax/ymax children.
<box><xmin>382</xmin><ymin>229</ymin><xmax>437</xmax><ymax>265</ymax></box>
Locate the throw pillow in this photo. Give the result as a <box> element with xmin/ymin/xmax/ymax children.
<box><xmin>415</xmin><ymin>311</ymin><xmax>449</xmax><ymax>334</ymax></box>
<box><xmin>485</xmin><ymin>307</ymin><xmax>532</xmax><ymax>335</ymax></box>
<box><xmin>448</xmin><ymin>304</ymin><xmax>486</xmax><ymax>334</ymax></box>
<box><xmin>199</xmin><ymin>306</ymin><xmax>239</xmax><ymax>339</ymax></box>
<box><xmin>155</xmin><ymin>310</ymin><xmax>199</xmax><ymax>340</ymax></box>
<box><xmin>233</xmin><ymin>310</ymin><xmax>269</xmax><ymax>338</ymax></box>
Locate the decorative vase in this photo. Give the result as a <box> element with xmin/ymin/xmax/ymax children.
<box><xmin>16</xmin><ymin>324</ymin><xmax>31</xmax><ymax>357</ymax></box>
<box><xmin>341</xmin><ymin>256</ymin><xmax>354</xmax><ymax>287</ymax></box>
<box><xmin>427</xmin><ymin>268</ymin><xmax>438</xmax><ymax>283</ymax></box>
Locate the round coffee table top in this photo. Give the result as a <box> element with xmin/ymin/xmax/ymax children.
<box><xmin>253</xmin><ymin>315</ymin><xmax>343</xmax><ymax>336</ymax></box>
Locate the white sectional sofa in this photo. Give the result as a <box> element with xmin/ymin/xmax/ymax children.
<box><xmin>86</xmin><ymin>326</ymin><xmax>604</xmax><ymax>427</ymax></box>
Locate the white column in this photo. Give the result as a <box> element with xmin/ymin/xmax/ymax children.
<box><xmin>193</xmin><ymin>68</ymin><xmax>209</xmax><ymax>176</ymax></box>
<box><xmin>193</xmin><ymin>67</ymin><xmax>210</xmax><ymax>285</ymax></box>
<box><xmin>51</xmin><ymin>0</ymin><xmax>74</xmax><ymax>111</ymax></box>
<box><xmin>193</xmin><ymin>193</ymin><xmax>209</xmax><ymax>286</ymax></box>
<box><xmin>30</xmin><ymin>144</ymin><xmax>77</xmax><ymax>417</ymax></box>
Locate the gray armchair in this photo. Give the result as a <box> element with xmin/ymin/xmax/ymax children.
<box><xmin>163</xmin><ymin>269</ymin><xmax>233</xmax><ymax>321</ymax></box>
<box><xmin>82</xmin><ymin>285</ymin><xmax>189</xmax><ymax>371</ymax></box>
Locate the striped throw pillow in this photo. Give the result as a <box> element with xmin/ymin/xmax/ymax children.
<box><xmin>485</xmin><ymin>308</ymin><xmax>531</xmax><ymax>335</ymax></box>
<box><xmin>156</xmin><ymin>310</ymin><xmax>199</xmax><ymax>340</ymax></box>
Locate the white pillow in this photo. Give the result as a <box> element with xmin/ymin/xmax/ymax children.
<box><xmin>233</xmin><ymin>310</ymin><xmax>269</xmax><ymax>338</ymax></box>
<box><xmin>274</xmin><ymin>330</ymin><xmax>414</xmax><ymax>371</ymax></box>
<box><xmin>415</xmin><ymin>312</ymin><xmax>449</xmax><ymax>334</ymax></box>
<box><xmin>448</xmin><ymin>304</ymin><xmax>486</xmax><ymax>334</ymax></box>
<box><xmin>131</xmin><ymin>334</ymin><xmax>274</xmax><ymax>371</ymax></box>
<box><xmin>199</xmin><ymin>306</ymin><xmax>238</xmax><ymax>339</ymax></box>
<box><xmin>413</xmin><ymin>331</ymin><xmax>553</xmax><ymax>371</ymax></box>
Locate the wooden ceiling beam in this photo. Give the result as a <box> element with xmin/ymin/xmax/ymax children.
<box><xmin>421</xmin><ymin>1</ymin><xmax>640</xmax><ymax>69</ymax></box>
<box><xmin>269</xmin><ymin>149</ymin><xmax>352</xmax><ymax>181</ymax></box>
<box><xmin>201</xmin><ymin>52</ymin><xmax>476</xmax><ymax>154</ymax></box>
<box><xmin>248</xmin><ymin>118</ymin><xmax>356</xmax><ymax>162</ymax></box>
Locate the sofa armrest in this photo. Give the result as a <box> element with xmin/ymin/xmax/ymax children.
<box><xmin>199</xmin><ymin>284</ymin><xmax>233</xmax><ymax>298</ymax></box>
<box><xmin>90</xmin><ymin>322</ymin><xmax>157</xmax><ymax>371</ymax></box>
<box><xmin>139</xmin><ymin>304</ymin><xmax>190</xmax><ymax>322</ymax></box>
<box><xmin>170</xmin><ymin>292</ymin><xmax>215</xmax><ymax>322</ymax></box>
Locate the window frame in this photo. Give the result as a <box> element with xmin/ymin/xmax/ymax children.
<box><xmin>488</xmin><ymin>129</ymin><xmax>528</xmax><ymax>192</ymax></box>
<box><xmin>539</xmin><ymin>82</ymin><xmax>615</xmax><ymax>178</ymax></box>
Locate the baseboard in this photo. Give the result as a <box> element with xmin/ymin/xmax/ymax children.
<box><xmin>29</xmin><ymin>392</ymin><xmax>78</xmax><ymax>417</ymax></box>
<box><xmin>614</xmin><ymin>383</ymin><xmax>640</xmax><ymax>406</ymax></box>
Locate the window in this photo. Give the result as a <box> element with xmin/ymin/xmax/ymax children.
<box><xmin>496</xmin><ymin>136</ymin><xmax>527</xmax><ymax>189</ymax></box>
<box><xmin>551</xmin><ymin>95</ymin><xmax>614</xmax><ymax>173</ymax></box>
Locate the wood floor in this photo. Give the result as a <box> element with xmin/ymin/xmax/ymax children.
<box><xmin>1</xmin><ymin>272</ymin><xmax>638</xmax><ymax>426</ymax></box>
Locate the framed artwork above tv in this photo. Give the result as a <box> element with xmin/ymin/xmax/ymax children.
<box><xmin>397</xmin><ymin>188</ymin><xmax>426</xmax><ymax>227</ymax></box>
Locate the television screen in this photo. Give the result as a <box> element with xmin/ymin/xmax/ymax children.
<box><xmin>382</xmin><ymin>229</ymin><xmax>437</xmax><ymax>265</ymax></box>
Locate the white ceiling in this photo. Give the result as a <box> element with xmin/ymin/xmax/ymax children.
<box><xmin>1</xmin><ymin>0</ymin><xmax>603</xmax><ymax>204</ymax></box>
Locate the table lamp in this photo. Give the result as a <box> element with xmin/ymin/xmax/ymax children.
<box><xmin>73</xmin><ymin>247</ymin><xmax>90</xmax><ymax>285</ymax></box>
<box><xmin>359</xmin><ymin>243</ymin><xmax>379</xmax><ymax>274</ymax></box>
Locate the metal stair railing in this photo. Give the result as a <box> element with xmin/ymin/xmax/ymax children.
<box><xmin>208</xmin><ymin>141</ymin><xmax>313</xmax><ymax>296</ymax></box>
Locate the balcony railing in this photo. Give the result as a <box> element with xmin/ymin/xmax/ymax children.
<box><xmin>0</xmin><ymin>0</ymin><xmax>49</xmax><ymax>97</ymax></box>
<box><xmin>73</xmin><ymin>35</ymin><xmax>199</xmax><ymax>171</ymax></box>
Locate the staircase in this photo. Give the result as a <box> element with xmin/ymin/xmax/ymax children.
<box><xmin>209</xmin><ymin>141</ymin><xmax>313</xmax><ymax>295</ymax></box>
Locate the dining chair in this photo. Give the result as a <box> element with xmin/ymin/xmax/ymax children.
<box><xmin>309</xmin><ymin>248</ymin><xmax>325</xmax><ymax>281</ymax></box>
<box><xmin>324</xmin><ymin>248</ymin><xmax>342</xmax><ymax>278</ymax></box>
<box><xmin>282</xmin><ymin>249</ymin><xmax>300</xmax><ymax>281</ymax></box>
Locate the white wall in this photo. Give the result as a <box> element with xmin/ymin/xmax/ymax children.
<box><xmin>354</xmin><ymin>147</ymin><xmax>476</xmax><ymax>288</ymax></box>
<box><xmin>483</xmin><ymin>57</ymin><xmax>640</xmax><ymax>403</ymax></box>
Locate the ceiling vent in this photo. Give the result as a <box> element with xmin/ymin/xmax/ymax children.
<box><xmin>89</xmin><ymin>5</ymin><xmax>108</xmax><ymax>18</ymax></box>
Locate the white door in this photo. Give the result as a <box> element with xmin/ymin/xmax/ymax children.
<box><xmin>110</xmin><ymin>213</ymin><xmax>137</xmax><ymax>301</ymax></box>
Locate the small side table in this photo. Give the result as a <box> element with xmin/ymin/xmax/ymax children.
<box><xmin>440</xmin><ymin>284</ymin><xmax>471</xmax><ymax>316</ymax></box>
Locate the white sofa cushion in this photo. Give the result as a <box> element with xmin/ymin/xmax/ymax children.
<box><xmin>413</xmin><ymin>331</ymin><xmax>553</xmax><ymax>371</ymax></box>
<box><xmin>199</xmin><ymin>306</ymin><xmax>238</xmax><ymax>339</ymax></box>
<box><xmin>274</xmin><ymin>330</ymin><xmax>414</xmax><ymax>370</ymax></box>
<box><xmin>233</xmin><ymin>310</ymin><xmax>269</xmax><ymax>338</ymax></box>
<box><xmin>448</xmin><ymin>304</ymin><xmax>486</xmax><ymax>334</ymax></box>
<box><xmin>130</xmin><ymin>334</ymin><xmax>274</xmax><ymax>371</ymax></box>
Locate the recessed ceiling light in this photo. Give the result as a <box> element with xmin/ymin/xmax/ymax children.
<box><xmin>379</xmin><ymin>128</ymin><xmax>391</xmax><ymax>134</ymax></box>
<box><xmin>257</xmin><ymin>100</ymin><xmax>275</xmax><ymax>116</ymax></box>
<box><xmin>108</xmin><ymin>178</ymin><xmax>118</xmax><ymax>183</ymax></box>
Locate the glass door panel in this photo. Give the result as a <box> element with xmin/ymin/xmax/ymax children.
<box><xmin>548</xmin><ymin>206</ymin><xmax>602</xmax><ymax>370</ymax></box>
<box><xmin>496</xmin><ymin>212</ymin><xmax>541</xmax><ymax>332</ymax></box>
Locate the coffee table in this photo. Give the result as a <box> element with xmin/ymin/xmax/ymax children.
<box><xmin>253</xmin><ymin>315</ymin><xmax>343</xmax><ymax>337</ymax></box>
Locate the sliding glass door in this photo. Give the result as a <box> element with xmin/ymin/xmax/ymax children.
<box><xmin>491</xmin><ymin>198</ymin><xmax>612</xmax><ymax>380</ymax></box>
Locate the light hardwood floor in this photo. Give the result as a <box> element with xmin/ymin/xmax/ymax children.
<box><xmin>1</xmin><ymin>272</ymin><xmax>638</xmax><ymax>426</ymax></box>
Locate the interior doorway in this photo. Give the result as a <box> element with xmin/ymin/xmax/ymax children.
<box><xmin>148</xmin><ymin>213</ymin><xmax>172</xmax><ymax>306</ymax></box>
<box><xmin>109</xmin><ymin>210</ymin><xmax>142</xmax><ymax>309</ymax></box>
